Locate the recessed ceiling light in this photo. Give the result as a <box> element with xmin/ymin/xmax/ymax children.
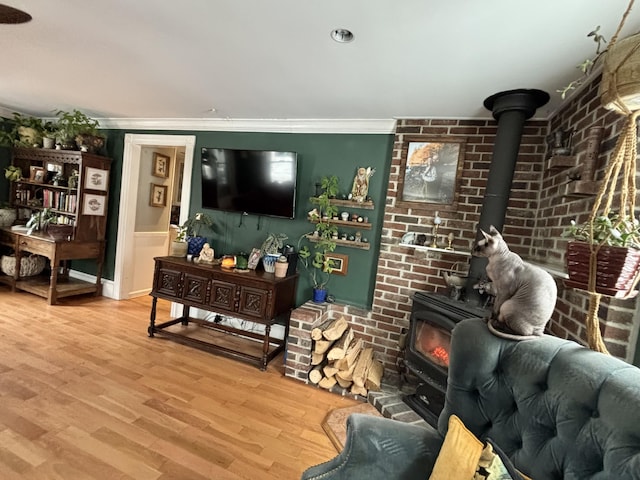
<box><xmin>331</xmin><ymin>28</ymin><xmax>354</xmax><ymax>43</ymax></box>
<box><xmin>0</xmin><ymin>4</ymin><xmax>32</xmax><ymax>24</ymax></box>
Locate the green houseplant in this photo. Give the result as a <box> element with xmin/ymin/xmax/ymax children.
<box><xmin>298</xmin><ymin>175</ymin><xmax>339</xmax><ymax>302</ymax></box>
<box><xmin>181</xmin><ymin>212</ymin><xmax>214</xmax><ymax>256</ymax></box>
<box><xmin>563</xmin><ymin>213</ymin><xmax>640</xmax><ymax>297</ymax></box>
<box><xmin>55</xmin><ymin>109</ymin><xmax>103</xmax><ymax>151</ymax></box>
<box><xmin>260</xmin><ymin>232</ymin><xmax>288</xmax><ymax>273</ymax></box>
<box><xmin>26</xmin><ymin>208</ymin><xmax>74</xmax><ymax>240</ymax></box>
<box><xmin>0</xmin><ymin>113</ymin><xmax>45</xmax><ymax>147</ymax></box>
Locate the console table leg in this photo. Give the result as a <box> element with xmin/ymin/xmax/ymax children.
<box><xmin>260</xmin><ymin>325</ymin><xmax>271</xmax><ymax>371</ymax></box>
<box><xmin>148</xmin><ymin>296</ymin><xmax>158</xmax><ymax>337</ymax></box>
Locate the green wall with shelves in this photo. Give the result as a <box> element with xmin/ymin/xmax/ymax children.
<box><xmin>102</xmin><ymin>129</ymin><xmax>393</xmax><ymax>309</ymax></box>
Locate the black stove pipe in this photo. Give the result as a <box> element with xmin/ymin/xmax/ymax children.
<box><xmin>464</xmin><ymin>89</ymin><xmax>550</xmax><ymax>306</ymax></box>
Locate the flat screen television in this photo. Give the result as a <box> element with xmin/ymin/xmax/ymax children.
<box><xmin>201</xmin><ymin>147</ymin><xmax>298</xmax><ymax>219</ymax></box>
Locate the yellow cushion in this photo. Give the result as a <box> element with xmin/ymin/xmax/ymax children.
<box><xmin>429</xmin><ymin>414</ymin><xmax>484</xmax><ymax>480</ymax></box>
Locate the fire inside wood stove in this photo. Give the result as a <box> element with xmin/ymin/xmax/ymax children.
<box><xmin>415</xmin><ymin>321</ymin><xmax>451</xmax><ymax>368</ymax></box>
<box><xmin>402</xmin><ymin>292</ymin><xmax>487</xmax><ymax>427</ymax></box>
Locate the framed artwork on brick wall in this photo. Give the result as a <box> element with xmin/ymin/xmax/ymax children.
<box><xmin>397</xmin><ymin>136</ymin><xmax>466</xmax><ymax>208</ymax></box>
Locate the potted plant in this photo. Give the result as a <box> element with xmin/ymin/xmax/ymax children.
<box><xmin>26</xmin><ymin>208</ymin><xmax>74</xmax><ymax>241</ymax></box>
<box><xmin>260</xmin><ymin>232</ymin><xmax>288</xmax><ymax>272</ymax></box>
<box><xmin>55</xmin><ymin>109</ymin><xmax>104</xmax><ymax>152</ymax></box>
<box><xmin>170</xmin><ymin>225</ymin><xmax>188</xmax><ymax>257</ymax></box>
<box><xmin>181</xmin><ymin>212</ymin><xmax>214</xmax><ymax>256</ymax></box>
<box><xmin>298</xmin><ymin>175</ymin><xmax>339</xmax><ymax>302</ymax></box>
<box><xmin>42</xmin><ymin>121</ymin><xmax>57</xmax><ymax>149</ymax></box>
<box><xmin>4</xmin><ymin>165</ymin><xmax>22</xmax><ymax>182</ymax></box>
<box><xmin>0</xmin><ymin>113</ymin><xmax>44</xmax><ymax>147</ymax></box>
<box><xmin>563</xmin><ymin>213</ymin><xmax>640</xmax><ymax>297</ymax></box>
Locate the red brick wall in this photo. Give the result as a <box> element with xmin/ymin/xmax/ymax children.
<box><xmin>286</xmin><ymin>78</ymin><xmax>639</xmax><ymax>383</ymax></box>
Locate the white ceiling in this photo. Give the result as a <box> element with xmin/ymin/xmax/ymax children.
<box><xmin>1</xmin><ymin>0</ymin><xmax>639</xmax><ymax>125</ymax></box>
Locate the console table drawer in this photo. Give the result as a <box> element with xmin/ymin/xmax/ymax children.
<box><xmin>16</xmin><ymin>236</ymin><xmax>55</xmax><ymax>257</ymax></box>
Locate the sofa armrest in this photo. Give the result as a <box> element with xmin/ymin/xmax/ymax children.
<box><xmin>301</xmin><ymin>413</ymin><xmax>443</xmax><ymax>480</ymax></box>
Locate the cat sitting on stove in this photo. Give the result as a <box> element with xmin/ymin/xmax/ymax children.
<box><xmin>472</xmin><ymin>225</ymin><xmax>557</xmax><ymax>340</ymax></box>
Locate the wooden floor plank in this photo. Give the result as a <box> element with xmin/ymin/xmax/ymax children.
<box><xmin>0</xmin><ymin>291</ymin><xmax>360</xmax><ymax>478</ymax></box>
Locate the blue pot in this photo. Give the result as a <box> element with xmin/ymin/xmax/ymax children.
<box><xmin>187</xmin><ymin>236</ymin><xmax>207</xmax><ymax>256</ymax></box>
<box><xmin>313</xmin><ymin>288</ymin><xmax>328</xmax><ymax>303</ymax></box>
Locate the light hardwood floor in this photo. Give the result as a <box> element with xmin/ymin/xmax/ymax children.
<box><xmin>0</xmin><ymin>291</ymin><xmax>359</xmax><ymax>479</ymax></box>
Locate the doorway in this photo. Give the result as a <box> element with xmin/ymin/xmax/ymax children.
<box><xmin>113</xmin><ymin>134</ymin><xmax>196</xmax><ymax>300</ymax></box>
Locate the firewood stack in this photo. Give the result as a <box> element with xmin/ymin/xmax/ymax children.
<box><xmin>308</xmin><ymin>316</ymin><xmax>384</xmax><ymax>397</ymax></box>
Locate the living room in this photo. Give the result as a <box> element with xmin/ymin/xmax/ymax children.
<box><xmin>1</xmin><ymin>2</ymin><xmax>640</xmax><ymax>479</ymax></box>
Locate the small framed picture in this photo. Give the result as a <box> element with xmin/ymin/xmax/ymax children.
<box><xmin>84</xmin><ymin>167</ymin><xmax>109</xmax><ymax>191</ymax></box>
<box><xmin>30</xmin><ymin>166</ymin><xmax>45</xmax><ymax>184</ymax></box>
<box><xmin>150</xmin><ymin>183</ymin><xmax>168</xmax><ymax>207</ymax></box>
<box><xmin>325</xmin><ymin>253</ymin><xmax>349</xmax><ymax>276</ymax></box>
<box><xmin>152</xmin><ymin>152</ymin><xmax>170</xmax><ymax>178</ymax></box>
<box><xmin>82</xmin><ymin>193</ymin><xmax>106</xmax><ymax>216</ymax></box>
<box><xmin>247</xmin><ymin>248</ymin><xmax>261</xmax><ymax>270</ymax></box>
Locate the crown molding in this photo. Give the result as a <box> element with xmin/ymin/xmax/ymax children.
<box><xmin>97</xmin><ymin>117</ymin><xmax>397</xmax><ymax>134</ymax></box>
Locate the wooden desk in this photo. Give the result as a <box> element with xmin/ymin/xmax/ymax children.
<box><xmin>148</xmin><ymin>256</ymin><xmax>298</xmax><ymax>370</ymax></box>
<box><xmin>0</xmin><ymin>227</ymin><xmax>104</xmax><ymax>304</ymax></box>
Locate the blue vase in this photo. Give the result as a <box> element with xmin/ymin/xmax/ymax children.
<box><xmin>313</xmin><ymin>287</ymin><xmax>328</xmax><ymax>303</ymax></box>
<box><xmin>187</xmin><ymin>236</ymin><xmax>207</xmax><ymax>256</ymax></box>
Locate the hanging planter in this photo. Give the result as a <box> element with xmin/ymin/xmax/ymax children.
<box><xmin>599</xmin><ymin>31</ymin><xmax>640</xmax><ymax>113</ymax></box>
<box><xmin>565</xmin><ymin>241</ymin><xmax>640</xmax><ymax>298</ymax></box>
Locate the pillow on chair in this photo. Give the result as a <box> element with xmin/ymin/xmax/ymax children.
<box><xmin>429</xmin><ymin>415</ymin><xmax>530</xmax><ymax>480</ymax></box>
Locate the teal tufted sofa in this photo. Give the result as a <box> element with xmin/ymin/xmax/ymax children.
<box><xmin>301</xmin><ymin>317</ymin><xmax>640</xmax><ymax>480</ymax></box>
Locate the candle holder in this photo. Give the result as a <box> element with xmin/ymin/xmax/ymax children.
<box><xmin>430</xmin><ymin>211</ymin><xmax>441</xmax><ymax>248</ymax></box>
<box><xmin>445</xmin><ymin>232</ymin><xmax>455</xmax><ymax>250</ymax></box>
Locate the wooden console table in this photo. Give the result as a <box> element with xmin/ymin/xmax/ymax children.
<box><xmin>0</xmin><ymin>227</ymin><xmax>104</xmax><ymax>304</ymax></box>
<box><xmin>148</xmin><ymin>256</ymin><xmax>298</xmax><ymax>370</ymax></box>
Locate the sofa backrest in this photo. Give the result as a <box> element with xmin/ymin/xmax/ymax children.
<box><xmin>440</xmin><ymin>318</ymin><xmax>640</xmax><ymax>480</ymax></box>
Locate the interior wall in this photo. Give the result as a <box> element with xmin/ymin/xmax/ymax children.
<box><xmin>135</xmin><ymin>146</ymin><xmax>175</xmax><ymax>232</ymax></box>
<box><xmin>103</xmin><ymin>129</ymin><xmax>394</xmax><ymax>309</ymax></box>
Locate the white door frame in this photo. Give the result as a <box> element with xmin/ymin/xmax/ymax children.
<box><xmin>112</xmin><ymin>133</ymin><xmax>196</xmax><ymax>300</ymax></box>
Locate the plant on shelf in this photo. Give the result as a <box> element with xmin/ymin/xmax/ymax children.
<box><xmin>25</xmin><ymin>208</ymin><xmax>73</xmax><ymax>240</ymax></box>
<box><xmin>55</xmin><ymin>109</ymin><xmax>103</xmax><ymax>151</ymax></box>
<box><xmin>181</xmin><ymin>212</ymin><xmax>214</xmax><ymax>256</ymax></box>
<box><xmin>298</xmin><ymin>175</ymin><xmax>340</xmax><ymax>302</ymax></box>
<box><xmin>4</xmin><ymin>165</ymin><xmax>22</xmax><ymax>182</ymax></box>
<box><xmin>0</xmin><ymin>113</ymin><xmax>45</xmax><ymax>147</ymax></box>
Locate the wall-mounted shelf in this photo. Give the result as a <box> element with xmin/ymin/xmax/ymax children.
<box><xmin>305</xmin><ymin>234</ymin><xmax>370</xmax><ymax>250</ymax></box>
<box><xmin>310</xmin><ymin>197</ymin><xmax>374</xmax><ymax>210</ymax></box>
<box><xmin>399</xmin><ymin>242</ymin><xmax>470</xmax><ymax>257</ymax></box>
<box><xmin>309</xmin><ymin>218</ymin><xmax>372</xmax><ymax>230</ymax></box>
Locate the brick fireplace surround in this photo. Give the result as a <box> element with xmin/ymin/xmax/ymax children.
<box><xmin>284</xmin><ymin>76</ymin><xmax>640</xmax><ymax>390</ymax></box>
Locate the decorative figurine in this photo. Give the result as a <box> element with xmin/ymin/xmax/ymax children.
<box><xmin>351</xmin><ymin>166</ymin><xmax>375</xmax><ymax>202</ymax></box>
<box><xmin>197</xmin><ymin>243</ymin><xmax>215</xmax><ymax>263</ymax></box>
<box><xmin>547</xmin><ymin>128</ymin><xmax>574</xmax><ymax>156</ymax></box>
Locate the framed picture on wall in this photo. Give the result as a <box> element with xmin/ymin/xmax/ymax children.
<box><xmin>82</xmin><ymin>193</ymin><xmax>106</xmax><ymax>216</ymax></box>
<box><xmin>325</xmin><ymin>253</ymin><xmax>349</xmax><ymax>275</ymax></box>
<box><xmin>84</xmin><ymin>167</ymin><xmax>109</xmax><ymax>191</ymax></box>
<box><xmin>152</xmin><ymin>152</ymin><xmax>170</xmax><ymax>178</ymax></box>
<box><xmin>150</xmin><ymin>183</ymin><xmax>168</xmax><ymax>207</ymax></box>
<box><xmin>29</xmin><ymin>166</ymin><xmax>45</xmax><ymax>184</ymax></box>
<box><xmin>397</xmin><ymin>136</ymin><xmax>466</xmax><ymax>208</ymax></box>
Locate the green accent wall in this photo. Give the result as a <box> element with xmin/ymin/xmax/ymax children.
<box><xmin>102</xmin><ymin>129</ymin><xmax>393</xmax><ymax>309</ymax></box>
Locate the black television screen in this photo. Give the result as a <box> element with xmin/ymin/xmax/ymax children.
<box><xmin>201</xmin><ymin>147</ymin><xmax>298</xmax><ymax>219</ymax></box>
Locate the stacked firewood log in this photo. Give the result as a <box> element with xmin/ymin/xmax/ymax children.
<box><xmin>308</xmin><ymin>316</ymin><xmax>384</xmax><ymax>397</ymax></box>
